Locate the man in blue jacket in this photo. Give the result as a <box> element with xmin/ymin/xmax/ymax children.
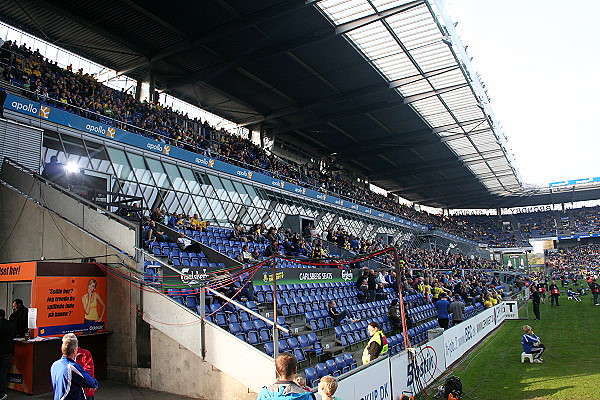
<box><xmin>50</xmin><ymin>335</ymin><xmax>98</xmax><ymax>400</ymax></box>
<box><xmin>436</xmin><ymin>293</ymin><xmax>451</xmax><ymax>330</ymax></box>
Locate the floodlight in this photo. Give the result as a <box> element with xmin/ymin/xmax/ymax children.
<box><xmin>65</xmin><ymin>162</ymin><xmax>79</xmax><ymax>174</ymax></box>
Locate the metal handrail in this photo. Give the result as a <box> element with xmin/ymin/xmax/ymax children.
<box><xmin>137</xmin><ymin>248</ymin><xmax>289</xmax><ymax>333</ymax></box>
<box><xmin>1</xmin><ymin>157</ymin><xmax>138</xmax><ymax>230</ymax></box>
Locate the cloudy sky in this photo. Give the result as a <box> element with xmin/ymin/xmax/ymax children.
<box><xmin>444</xmin><ymin>0</ymin><xmax>600</xmax><ymax>186</ymax></box>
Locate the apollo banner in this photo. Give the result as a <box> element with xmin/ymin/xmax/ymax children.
<box><xmin>443</xmin><ymin>303</ymin><xmax>507</xmax><ymax>367</ymax></box>
<box><xmin>390</xmin><ymin>334</ymin><xmax>446</xmax><ymax>397</ymax></box>
<box><xmin>335</xmin><ymin>357</ymin><xmax>391</xmax><ymax>400</ymax></box>
<box><xmin>4</xmin><ymin>93</ymin><xmax>479</xmax><ymax>244</ymax></box>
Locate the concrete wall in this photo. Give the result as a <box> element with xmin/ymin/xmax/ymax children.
<box><xmin>1</xmin><ymin>183</ymin><xmax>269</xmax><ymax>398</ymax></box>
<box><xmin>149</xmin><ymin>328</ymin><xmax>257</xmax><ymax>400</ymax></box>
<box><xmin>0</xmin><ymin>184</ymin><xmax>140</xmax><ymax>384</ymax></box>
<box><xmin>0</xmin><ymin>161</ymin><xmax>137</xmax><ymax>256</ymax></box>
<box><xmin>142</xmin><ymin>288</ymin><xmax>273</xmax><ymax>398</ymax></box>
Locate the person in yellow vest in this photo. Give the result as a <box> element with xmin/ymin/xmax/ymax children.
<box><xmin>362</xmin><ymin>322</ymin><xmax>388</xmax><ymax>365</ymax></box>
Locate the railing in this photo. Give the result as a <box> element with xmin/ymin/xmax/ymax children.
<box><xmin>0</xmin><ymin>157</ymin><xmax>138</xmax><ymax>257</ymax></box>
<box><xmin>139</xmin><ymin>248</ymin><xmax>289</xmax><ymax>334</ymax></box>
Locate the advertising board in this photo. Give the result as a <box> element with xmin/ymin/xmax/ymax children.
<box><xmin>335</xmin><ymin>357</ymin><xmax>391</xmax><ymax>400</ymax></box>
<box><xmin>443</xmin><ymin>304</ymin><xmax>506</xmax><ymax>367</ymax></box>
<box><xmin>390</xmin><ymin>334</ymin><xmax>446</xmax><ymax>396</ymax></box>
<box><xmin>4</xmin><ymin>93</ymin><xmax>478</xmax><ymax>244</ymax></box>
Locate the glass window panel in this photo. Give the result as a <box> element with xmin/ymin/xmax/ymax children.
<box><xmin>180</xmin><ymin>193</ymin><xmax>195</xmax><ymax>215</ymax></box>
<box><xmin>146</xmin><ymin>158</ymin><xmax>170</xmax><ymax>189</ymax></box>
<box><xmin>84</xmin><ymin>139</ymin><xmax>106</xmax><ymax>161</ymax></box>
<box><xmin>127</xmin><ymin>153</ymin><xmax>152</xmax><ymax>185</ymax></box>
<box><xmin>223</xmin><ymin>202</ymin><xmax>238</xmax><ymax>224</ymax></box>
<box><xmin>180</xmin><ymin>166</ymin><xmax>203</xmax><ymax>195</ymax></box>
<box><xmin>106</xmin><ymin>148</ymin><xmax>134</xmax><ymax>181</ymax></box>
<box><xmin>65</xmin><ymin>154</ymin><xmax>90</xmax><ymax>171</ymax></box>
<box><xmin>43</xmin><ymin>130</ymin><xmax>63</xmax><ymax>153</ymax></box>
<box><xmin>119</xmin><ymin>180</ymin><xmax>144</xmax><ymax>206</ymax></box>
<box><xmin>208</xmin><ymin>174</ymin><xmax>224</xmax><ymax>191</ymax></box>
<box><xmin>163</xmin><ymin>162</ymin><xmax>187</xmax><ymax>192</ymax></box>
<box><xmin>221</xmin><ymin>178</ymin><xmax>236</xmax><ymax>193</ymax></box>
<box><xmin>61</xmin><ymin>135</ymin><xmax>88</xmax><ymax>158</ymax></box>
<box><xmin>207</xmin><ymin>198</ymin><xmax>226</xmax><ymax>222</ymax></box>
<box><xmin>191</xmin><ymin>195</ymin><xmax>213</xmax><ymax>220</ymax></box>
<box><xmin>138</xmin><ymin>183</ymin><xmax>158</xmax><ymax>211</ymax></box>
<box><xmin>163</xmin><ymin>190</ymin><xmax>180</xmax><ymax>213</ymax></box>
<box><xmin>207</xmin><ymin>176</ymin><xmax>231</xmax><ymax>202</ymax></box>
<box><xmin>232</xmin><ymin>181</ymin><xmax>252</xmax><ymax>205</ymax></box>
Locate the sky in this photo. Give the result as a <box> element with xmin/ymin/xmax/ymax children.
<box><xmin>444</xmin><ymin>0</ymin><xmax>600</xmax><ymax>186</ymax></box>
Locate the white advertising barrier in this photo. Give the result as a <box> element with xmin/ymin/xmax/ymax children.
<box><xmin>334</xmin><ymin>357</ymin><xmax>391</xmax><ymax>400</ymax></box>
<box><xmin>443</xmin><ymin>303</ymin><xmax>508</xmax><ymax>367</ymax></box>
<box><xmin>390</xmin><ymin>334</ymin><xmax>446</xmax><ymax>397</ymax></box>
<box><xmin>502</xmin><ymin>301</ymin><xmax>519</xmax><ymax>319</ymax></box>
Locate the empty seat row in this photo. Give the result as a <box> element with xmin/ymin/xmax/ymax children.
<box><xmin>304</xmin><ymin>354</ymin><xmax>358</xmax><ymax>388</ymax></box>
<box><xmin>263</xmin><ymin>333</ymin><xmax>324</xmax><ymax>359</ymax></box>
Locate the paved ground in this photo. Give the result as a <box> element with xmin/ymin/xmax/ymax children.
<box><xmin>7</xmin><ymin>380</ymin><xmax>202</xmax><ymax>399</ymax></box>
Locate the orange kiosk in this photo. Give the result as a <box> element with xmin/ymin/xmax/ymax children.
<box><xmin>0</xmin><ymin>261</ymin><xmax>108</xmax><ymax>395</ymax></box>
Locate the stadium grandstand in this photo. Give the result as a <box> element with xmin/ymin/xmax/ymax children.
<box><xmin>0</xmin><ymin>1</ymin><xmax>599</xmax><ymax>399</ymax></box>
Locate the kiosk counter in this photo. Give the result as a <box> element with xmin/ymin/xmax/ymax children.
<box><xmin>1</xmin><ymin>261</ymin><xmax>108</xmax><ymax>395</ymax></box>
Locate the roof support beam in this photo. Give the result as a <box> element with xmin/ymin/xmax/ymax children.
<box><xmin>32</xmin><ymin>0</ymin><xmax>146</xmax><ymax>57</ymax></box>
<box><xmin>119</xmin><ymin>0</ymin><xmax>189</xmax><ymax>40</ymax></box>
<box><xmin>389</xmin><ymin>65</ymin><xmax>460</xmax><ymax>89</ymax></box>
<box><xmin>268</xmin><ymin>97</ymin><xmax>406</xmax><ymax>136</ymax></box>
<box><xmin>370</xmin><ymin>150</ymin><xmax>507</xmax><ymax>180</ymax></box>
<box><xmin>334</xmin><ymin>128</ymin><xmax>432</xmax><ymax>155</ymax></box>
<box><xmin>164</xmin><ymin>27</ymin><xmax>336</xmax><ymax>91</ymax></box>
<box><xmin>431</xmin><ymin>117</ymin><xmax>487</xmax><ymax>134</ymax></box>
<box><xmin>392</xmin><ymin>174</ymin><xmax>500</xmax><ymax>193</ymax></box>
<box><xmin>238</xmin><ymin>82</ymin><xmax>389</xmax><ymax>126</ymax></box>
<box><xmin>334</xmin><ymin>1</ymin><xmax>425</xmax><ymax>35</ymax></box>
<box><xmin>402</xmin><ymin>83</ymin><xmax>469</xmax><ymax>104</ymax></box>
<box><xmin>117</xmin><ymin>0</ymin><xmax>311</xmax><ymax>75</ymax></box>
<box><xmin>439</xmin><ymin>127</ymin><xmax>492</xmax><ymax>143</ymax></box>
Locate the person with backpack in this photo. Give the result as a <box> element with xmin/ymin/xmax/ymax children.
<box><xmin>256</xmin><ymin>352</ymin><xmax>315</xmax><ymax>400</ymax></box>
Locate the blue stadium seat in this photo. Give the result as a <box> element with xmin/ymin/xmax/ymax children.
<box><xmin>315</xmin><ymin>363</ymin><xmax>328</xmax><ymax>379</ymax></box>
<box><xmin>335</xmin><ymin>355</ymin><xmax>349</xmax><ymax>374</ymax></box>
<box><xmin>304</xmin><ymin>367</ymin><xmax>318</xmax><ymax>388</ymax></box>
<box><xmin>294</xmin><ymin>348</ymin><xmax>306</xmax><ymax>363</ymax></box>
<box><xmin>247</xmin><ymin>331</ymin><xmax>260</xmax><ymax>346</ymax></box>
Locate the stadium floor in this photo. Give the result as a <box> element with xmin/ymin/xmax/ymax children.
<box><xmin>433</xmin><ymin>288</ymin><xmax>600</xmax><ymax>400</ymax></box>
<box><xmin>6</xmin><ymin>380</ymin><xmax>201</xmax><ymax>400</ymax></box>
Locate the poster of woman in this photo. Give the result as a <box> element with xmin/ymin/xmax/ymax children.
<box><xmin>82</xmin><ymin>279</ymin><xmax>106</xmax><ymax>323</ymax></box>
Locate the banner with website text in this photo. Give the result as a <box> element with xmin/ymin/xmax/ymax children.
<box><xmin>4</xmin><ymin>93</ymin><xmax>479</xmax><ymax>245</ymax></box>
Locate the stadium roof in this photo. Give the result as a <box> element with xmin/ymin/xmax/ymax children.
<box><xmin>1</xmin><ymin>0</ymin><xmax>597</xmax><ymax>209</ymax></box>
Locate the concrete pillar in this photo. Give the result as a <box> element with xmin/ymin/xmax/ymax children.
<box><xmin>135</xmin><ymin>80</ymin><xmax>143</xmax><ymax>101</ymax></box>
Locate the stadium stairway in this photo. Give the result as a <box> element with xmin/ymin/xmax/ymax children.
<box><xmin>0</xmin><ymin>158</ymin><xmax>269</xmax><ymax>399</ymax></box>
